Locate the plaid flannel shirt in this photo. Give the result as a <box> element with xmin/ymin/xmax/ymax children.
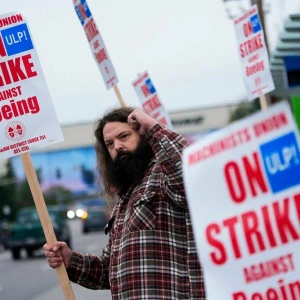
<box><xmin>67</xmin><ymin>123</ymin><xmax>206</xmax><ymax>299</ymax></box>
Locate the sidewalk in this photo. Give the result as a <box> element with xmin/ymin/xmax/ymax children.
<box><xmin>33</xmin><ymin>283</ymin><xmax>111</xmax><ymax>300</ymax></box>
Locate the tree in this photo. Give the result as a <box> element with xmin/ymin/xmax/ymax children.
<box><xmin>16</xmin><ymin>168</ymin><xmax>45</xmax><ymax>209</ymax></box>
<box><xmin>229</xmin><ymin>98</ymin><xmax>261</xmax><ymax>122</ymax></box>
<box><xmin>0</xmin><ymin>159</ymin><xmax>18</xmax><ymax>221</ymax></box>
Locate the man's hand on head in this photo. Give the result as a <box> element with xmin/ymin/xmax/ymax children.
<box><xmin>127</xmin><ymin>109</ymin><xmax>158</xmax><ymax>135</ymax></box>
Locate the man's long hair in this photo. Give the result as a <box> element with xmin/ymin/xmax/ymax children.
<box><xmin>94</xmin><ymin>107</ymin><xmax>135</xmax><ymax>208</ymax></box>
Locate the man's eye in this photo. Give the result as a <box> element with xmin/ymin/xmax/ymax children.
<box><xmin>121</xmin><ymin>134</ymin><xmax>128</xmax><ymax>139</ymax></box>
<box><xmin>106</xmin><ymin>142</ymin><xmax>113</xmax><ymax>148</ymax></box>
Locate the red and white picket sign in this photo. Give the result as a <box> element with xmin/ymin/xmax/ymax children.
<box><xmin>132</xmin><ymin>71</ymin><xmax>173</xmax><ymax>129</ymax></box>
<box><xmin>73</xmin><ymin>0</ymin><xmax>118</xmax><ymax>90</ymax></box>
<box><xmin>183</xmin><ymin>101</ymin><xmax>300</xmax><ymax>300</ymax></box>
<box><xmin>234</xmin><ymin>5</ymin><xmax>274</xmax><ymax>101</ymax></box>
<box><xmin>0</xmin><ymin>13</ymin><xmax>63</xmax><ymax>160</ymax></box>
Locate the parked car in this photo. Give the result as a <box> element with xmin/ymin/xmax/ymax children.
<box><xmin>82</xmin><ymin>206</ymin><xmax>109</xmax><ymax>234</ymax></box>
<box><xmin>67</xmin><ymin>197</ymin><xmax>107</xmax><ymax>219</ymax></box>
<box><xmin>7</xmin><ymin>206</ymin><xmax>72</xmax><ymax>260</ymax></box>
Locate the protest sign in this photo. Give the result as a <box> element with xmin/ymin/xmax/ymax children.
<box><xmin>72</xmin><ymin>0</ymin><xmax>119</xmax><ymax>90</ymax></box>
<box><xmin>291</xmin><ymin>96</ymin><xmax>300</xmax><ymax>132</ymax></box>
<box><xmin>0</xmin><ymin>13</ymin><xmax>64</xmax><ymax>160</ymax></box>
<box><xmin>132</xmin><ymin>71</ymin><xmax>173</xmax><ymax>129</ymax></box>
<box><xmin>183</xmin><ymin>101</ymin><xmax>300</xmax><ymax>299</ymax></box>
<box><xmin>0</xmin><ymin>12</ymin><xmax>74</xmax><ymax>299</ymax></box>
<box><xmin>234</xmin><ymin>5</ymin><xmax>274</xmax><ymax>105</ymax></box>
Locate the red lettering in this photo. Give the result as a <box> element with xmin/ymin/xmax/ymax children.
<box><xmin>7</xmin><ymin>57</ymin><xmax>27</xmax><ymax>81</ymax></box>
<box><xmin>0</xmin><ymin>61</ymin><xmax>11</xmax><ymax>85</ymax></box>
<box><xmin>242</xmin><ymin>152</ymin><xmax>268</xmax><ymax>197</ymax></box>
<box><xmin>93</xmin><ymin>39</ymin><xmax>100</xmax><ymax>49</ymax></box>
<box><xmin>246</xmin><ymin>60</ymin><xmax>265</xmax><ymax>77</ymax></box>
<box><xmin>0</xmin><ymin>37</ymin><xmax>6</xmax><ymax>57</ymax></box>
<box><xmin>294</xmin><ymin>194</ymin><xmax>300</xmax><ymax>223</ymax></box>
<box><xmin>233</xmin><ymin>292</ymin><xmax>246</xmax><ymax>300</ymax></box>
<box><xmin>240</xmin><ymin>34</ymin><xmax>263</xmax><ymax>58</ymax></box>
<box><xmin>252</xmin><ymin>293</ymin><xmax>263</xmax><ymax>300</ymax></box>
<box><xmin>0</xmin><ymin>54</ymin><xmax>37</xmax><ymax>87</ymax></box>
<box><xmin>240</xmin><ymin>44</ymin><xmax>245</xmax><ymax>59</ymax></box>
<box><xmin>206</xmin><ymin>194</ymin><xmax>300</xmax><ymax>266</ymax></box>
<box><xmin>253</xmin><ymin>113</ymin><xmax>288</xmax><ymax>137</ymax></box>
<box><xmin>78</xmin><ymin>4</ymin><xmax>87</xmax><ymax>21</ymax></box>
<box><xmin>143</xmin><ymin>95</ymin><xmax>161</xmax><ymax>113</ymax></box>
<box><xmin>261</xmin><ymin>206</ymin><xmax>277</xmax><ymax>247</ymax></box>
<box><xmin>289</xmin><ymin>281</ymin><xmax>300</xmax><ymax>299</ymax></box>
<box><xmin>141</xmin><ymin>84</ymin><xmax>150</xmax><ymax>97</ymax></box>
<box><xmin>273</xmin><ymin>198</ymin><xmax>299</xmax><ymax>244</ymax></box>
<box><xmin>224</xmin><ymin>161</ymin><xmax>246</xmax><ymax>203</ymax></box>
<box><xmin>232</xmin><ymin>278</ymin><xmax>300</xmax><ymax>300</ymax></box>
<box><xmin>84</xmin><ymin>18</ymin><xmax>98</xmax><ymax>42</ymax></box>
<box><xmin>242</xmin><ymin>211</ymin><xmax>265</xmax><ymax>254</ymax></box>
<box><xmin>158</xmin><ymin>117</ymin><xmax>167</xmax><ymax>126</ymax></box>
<box><xmin>22</xmin><ymin>54</ymin><xmax>37</xmax><ymax>78</ymax></box>
<box><xmin>206</xmin><ymin>224</ymin><xmax>227</xmax><ymax>265</ymax></box>
<box><xmin>95</xmin><ymin>48</ymin><xmax>107</xmax><ymax>64</ymax></box>
<box><xmin>243</xmin><ymin>253</ymin><xmax>295</xmax><ymax>284</ymax></box>
<box><xmin>243</xmin><ymin>21</ymin><xmax>253</xmax><ymax>37</ymax></box>
<box><xmin>223</xmin><ymin>217</ymin><xmax>241</xmax><ymax>259</ymax></box>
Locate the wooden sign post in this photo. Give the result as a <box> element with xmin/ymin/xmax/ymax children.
<box><xmin>259</xmin><ymin>94</ymin><xmax>268</xmax><ymax>110</ymax></box>
<box><xmin>113</xmin><ymin>85</ymin><xmax>126</xmax><ymax>107</ymax></box>
<box><xmin>20</xmin><ymin>153</ymin><xmax>75</xmax><ymax>299</ymax></box>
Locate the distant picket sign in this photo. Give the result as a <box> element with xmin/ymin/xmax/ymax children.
<box><xmin>0</xmin><ymin>12</ymin><xmax>63</xmax><ymax>160</ymax></box>
<box><xmin>132</xmin><ymin>71</ymin><xmax>173</xmax><ymax>129</ymax></box>
<box><xmin>73</xmin><ymin>0</ymin><xmax>118</xmax><ymax>90</ymax></box>
<box><xmin>183</xmin><ymin>101</ymin><xmax>300</xmax><ymax>299</ymax></box>
<box><xmin>234</xmin><ymin>5</ymin><xmax>274</xmax><ymax>100</ymax></box>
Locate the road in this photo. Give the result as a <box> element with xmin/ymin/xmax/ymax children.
<box><xmin>0</xmin><ymin>219</ymin><xmax>111</xmax><ymax>300</ymax></box>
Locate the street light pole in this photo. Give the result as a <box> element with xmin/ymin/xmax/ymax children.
<box><xmin>251</xmin><ymin>0</ymin><xmax>270</xmax><ymax>54</ymax></box>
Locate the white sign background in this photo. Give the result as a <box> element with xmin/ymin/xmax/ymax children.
<box><xmin>0</xmin><ymin>12</ymin><xmax>63</xmax><ymax>160</ymax></box>
<box><xmin>234</xmin><ymin>5</ymin><xmax>274</xmax><ymax>101</ymax></box>
<box><xmin>183</xmin><ymin>101</ymin><xmax>300</xmax><ymax>299</ymax></box>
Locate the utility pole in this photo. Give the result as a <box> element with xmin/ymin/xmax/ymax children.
<box><xmin>251</xmin><ymin>0</ymin><xmax>270</xmax><ymax>55</ymax></box>
<box><xmin>250</xmin><ymin>0</ymin><xmax>276</xmax><ymax>105</ymax></box>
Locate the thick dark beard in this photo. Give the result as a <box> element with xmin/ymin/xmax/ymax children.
<box><xmin>108</xmin><ymin>138</ymin><xmax>154</xmax><ymax>194</ymax></box>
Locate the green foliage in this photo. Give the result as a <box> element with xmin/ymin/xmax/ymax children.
<box><xmin>0</xmin><ymin>159</ymin><xmax>18</xmax><ymax>221</ymax></box>
<box><xmin>229</xmin><ymin>98</ymin><xmax>261</xmax><ymax>123</ymax></box>
<box><xmin>43</xmin><ymin>185</ymin><xmax>73</xmax><ymax>206</ymax></box>
<box><xmin>0</xmin><ymin>163</ymin><xmax>73</xmax><ymax>221</ymax></box>
<box><xmin>16</xmin><ymin>178</ymin><xmax>34</xmax><ymax>209</ymax></box>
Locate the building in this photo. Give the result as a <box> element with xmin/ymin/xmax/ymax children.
<box><xmin>0</xmin><ymin>104</ymin><xmax>240</xmax><ymax>198</ymax></box>
<box><xmin>269</xmin><ymin>14</ymin><xmax>300</xmax><ymax>99</ymax></box>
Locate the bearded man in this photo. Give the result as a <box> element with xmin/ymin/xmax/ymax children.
<box><xmin>43</xmin><ymin>107</ymin><xmax>206</xmax><ymax>300</ymax></box>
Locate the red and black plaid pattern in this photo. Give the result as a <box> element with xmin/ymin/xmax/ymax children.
<box><xmin>68</xmin><ymin>124</ymin><xmax>206</xmax><ymax>299</ymax></box>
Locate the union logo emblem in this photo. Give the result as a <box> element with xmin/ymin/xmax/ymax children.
<box><xmin>5</xmin><ymin>121</ymin><xmax>26</xmax><ymax>141</ymax></box>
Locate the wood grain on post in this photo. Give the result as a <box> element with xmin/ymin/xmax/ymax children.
<box><xmin>20</xmin><ymin>152</ymin><xmax>75</xmax><ymax>300</ymax></box>
<box><xmin>259</xmin><ymin>94</ymin><xmax>268</xmax><ymax>110</ymax></box>
<box><xmin>113</xmin><ymin>85</ymin><xmax>126</xmax><ymax>107</ymax></box>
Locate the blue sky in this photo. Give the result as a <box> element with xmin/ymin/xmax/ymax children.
<box><xmin>1</xmin><ymin>0</ymin><xmax>299</xmax><ymax>125</ymax></box>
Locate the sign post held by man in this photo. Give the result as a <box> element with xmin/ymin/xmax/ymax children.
<box><xmin>132</xmin><ymin>71</ymin><xmax>173</xmax><ymax>129</ymax></box>
<box><xmin>72</xmin><ymin>0</ymin><xmax>126</xmax><ymax>107</ymax></box>
<box><xmin>0</xmin><ymin>12</ymin><xmax>75</xmax><ymax>299</ymax></box>
<box><xmin>183</xmin><ymin>101</ymin><xmax>300</xmax><ymax>299</ymax></box>
<box><xmin>234</xmin><ymin>4</ymin><xmax>274</xmax><ymax>109</ymax></box>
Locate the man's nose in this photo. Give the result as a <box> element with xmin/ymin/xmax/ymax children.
<box><xmin>115</xmin><ymin>141</ymin><xmax>124</xmax><ymax>151</ymax></box>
